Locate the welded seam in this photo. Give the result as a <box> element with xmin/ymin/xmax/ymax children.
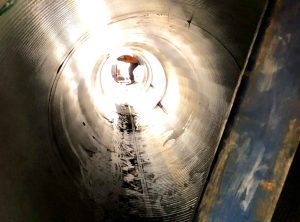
<box><xmin>127</xmin><ymin>104</ymin><xmax>155</xmax><ymax>218</ymax></box>
<box><xmin>47</xmin><ymin>32</ymin><xmax>89</xmax><ymax>183</ymax></box>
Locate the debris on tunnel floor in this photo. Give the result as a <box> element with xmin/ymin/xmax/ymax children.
<box><xmin>0</xmin><ymin>0</ymin><xmax>268</xmax><ymax>221</ymax></box>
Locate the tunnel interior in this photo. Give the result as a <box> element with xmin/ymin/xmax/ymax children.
<box><xmin>0</xmin><ymin>0</ymin><xmax>266</xmax><ymax>221</ymax></box>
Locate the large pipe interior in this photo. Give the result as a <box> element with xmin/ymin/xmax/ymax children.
<box><xmin>0</xmin><ymin>0</ymin><xmax>266</xmax><ymax>221</ymax></box>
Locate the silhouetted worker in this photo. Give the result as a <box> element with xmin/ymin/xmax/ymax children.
<box><xmin>117</xmin><ymin>55</ymin><xmax>139</xmax><ymax>84</ymax></box>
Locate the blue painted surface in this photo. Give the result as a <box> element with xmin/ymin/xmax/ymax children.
<box><xmin>200</xmin><ymin>0</ymin><xmax>300</xmax><ymax>221</ymax></box>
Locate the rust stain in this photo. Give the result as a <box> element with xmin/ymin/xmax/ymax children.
<box><xmin>256</xmin><ymin>198</ymin><xmax>269</xmax><ymax>220</ymax></box>
<box><xmin>251</xmin><ymin>0</ymin><xmax>284</xmax><ymax>77</ymax></box>
<box><xmin>260</xmin><ymin>180</ymin><xmax>275</xmax><ymax>191</ymax></box>
<box><xmin>195</xmin><ymin>131</ymin><xmax>239</xmax><ymax>222</ymax></box>
<box><xmin>256</xmin><ymin>119</ymin><xmax>300</xmax><ymax>221</ymax></box>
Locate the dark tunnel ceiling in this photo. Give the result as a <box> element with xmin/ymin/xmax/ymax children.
<box><xmin>0</xmin><ymin>0</ymin><xmax>266</xmax><ymax>221</ymax></box>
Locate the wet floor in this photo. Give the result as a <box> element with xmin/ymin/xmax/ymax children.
<box><xmin>0</xmin><ymin>0</ymin><xmax>266</xmax><ymax>221</ymax></box>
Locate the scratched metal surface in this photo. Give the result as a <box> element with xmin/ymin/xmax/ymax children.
<box><xmin>196</xmin><ymin>0</ymin><xmax>300</xmax><ymax>221</ymax></box>
<box><xmin>0</xmin><ymin>0</ymin><xmax>265</xmax><ymax>221</ymax></box>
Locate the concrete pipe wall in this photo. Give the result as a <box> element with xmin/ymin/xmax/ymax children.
<box><xmin>0</xmin><ymin>0</ymin><xmax>266</xmax><ymax>221</ymax></box>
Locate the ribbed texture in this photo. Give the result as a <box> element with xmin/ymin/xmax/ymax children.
<box><xmin>0</xmin><ymin>0</ymin><xmax>265</xmax><ymax>221</ymax></box>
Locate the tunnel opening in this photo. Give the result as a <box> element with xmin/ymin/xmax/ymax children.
<box><xmin>0</xmin><ymin>0</ymin><xmax>267</xmax><ymax>221</ymax></box>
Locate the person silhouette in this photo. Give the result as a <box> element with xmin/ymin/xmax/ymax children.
<box><xmin>117</xmin><ymin>55</ymin><xmax>139</xmax><ymax>84</ymax></box>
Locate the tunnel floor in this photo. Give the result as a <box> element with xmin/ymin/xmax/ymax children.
<box><xmin>0</xmin><ymin>0</ymin><xmax>267</xmax><ymax>221</ymax></box>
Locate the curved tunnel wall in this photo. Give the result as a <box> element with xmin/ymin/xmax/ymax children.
<box><xmin>0</xmin><ymin>0</ymin><xmax>266</xmax><ymax>221</ymax></box>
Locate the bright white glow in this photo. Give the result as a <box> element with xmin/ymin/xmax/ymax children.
<box><xmin>99</xmin><ymin>47</ymin><xmax>167</xmax><ymax>110</ymax></box>
<box><xmin>116</xmin><ymin>62</ymin><xmax>130</xmax><ymax>81</ymax></box>
<box><xmin>55</xmin><ymin>14</ymin><xmax>185</xmax><ymax>136</ymax></box>
<box><xmin>60</xmin><ymin>66</ymin><xmax>78</xmax><ymax>96</ymax></box>
<box><xmin>75</xmin><ymin>0</ymin><xmax>111</xmax><ymax>32</ymax></box>
<box><xmin>90</xmin><ymin>45</ymin><xmax>179</xmax><ymax>137</ymax></box>
<box><xmin>162</xmin><ymin>66</ymin><xmax>180</xmax><ymax>123</ymax></box>
<box><xmin>133</xmin><ymin>65</ymin><xmax>145</xmax><ymax>82</ymax></box>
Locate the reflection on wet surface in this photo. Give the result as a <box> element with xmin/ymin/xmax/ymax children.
<box><xmin>0</xmin><ymin>0</ymin><xmax>266</xmax><ymax>221</ymax></box>
<box><xmin>48</xmin><ymin>28</ymin><xmax>240</xmax><ymax>220</ymax></box>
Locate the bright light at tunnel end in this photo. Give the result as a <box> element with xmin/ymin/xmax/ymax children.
<box><xmin>94</xmin><ymin>45</ymin><xmax>180</xmax><ymax>132</ymax></box>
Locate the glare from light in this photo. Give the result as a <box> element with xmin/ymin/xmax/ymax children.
<box><xmin>162</xmin><ymin>67</ymin><xmax>180</xmax><ymax>123</ymax></box>
<box><xmin>75</xmin><ymin>0</ymin><xmax>111</xmax><ymax>32</ymax></box>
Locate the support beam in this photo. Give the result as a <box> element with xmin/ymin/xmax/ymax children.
<box><xmin>195</xmin><ymin>0</ymin><xmax>300</xmax><ymax>221</ymax></box>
